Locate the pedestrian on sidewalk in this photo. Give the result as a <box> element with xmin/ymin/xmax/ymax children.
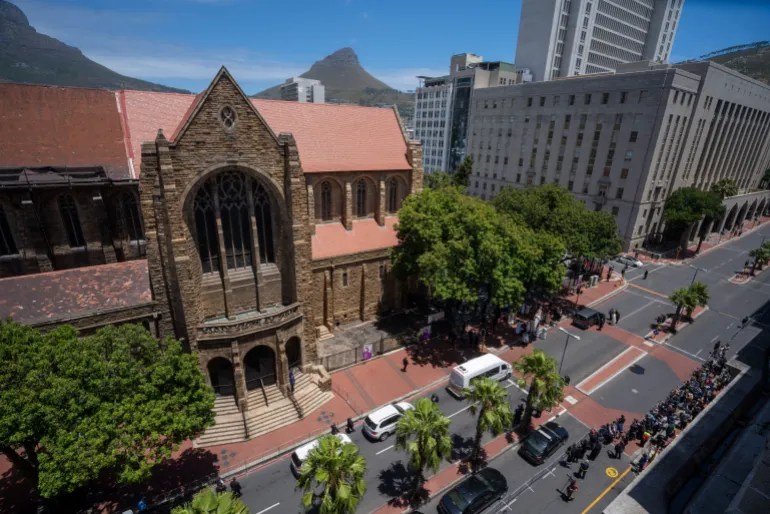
<box><xmin>621</xmin><ymin>267</ymin><xmax>627</xmax><ymax>279</ymax></box>
<box><xmin>431</xmin><ymin>393</ymin><xmax>440</xmax><ymax>403</ymax></box>
<box><xmin>598</xmin><ymin>315</ymin><xmax>605</xmax><ymax>331</ymax></box>
<box><xmin>230</xmin><ymin>477</ymin><xmax>242</xmax><ymax>497</ymax></box>
<box><xmin>613</xmin><ymin>440</ymin><xmax>626</xmax><ymax>459</ymax></box>
<box><xmin>402</xmin><ymin>356</ymin><xmax>409</xmax><ymax>372</ymax></box>
<box><xmin>331</xmin><ymin>423</ymin><xmax>339</xmax><ymax>435</ymax></box>
<box><xmin>566</xmin><ymin>443</ymin><xmax>578</xmax><ymax>463</ymax></box>
<box><xmin>346</xmin><ymin>417</ymin><xmax>355</xmax><ymax>433</ymax></box>
<box><xmin>289</xmin><ymin>368</ymin><xmax>296</xmax><ymax>394</ymax></box>
<box><xmin>644</xmin><ymin>269</ymin><xmax>649</xmax><ymax>280</ymax></box>
<box><xmin>513</xmin><ymin>403</ymin><xmax>524</xmax><ymax>427</ymax></box>
<box><xmin>607</xmin><ymin>266</ymin><xmax>614</xmax><ymax>282</ymax></box>
<box><xmin>589</xmin><ymin>440</ymin><xmax>602</xmax><ymax>460</ymax></box>
<box><xmin>578</xmin><ymin>459</ymin><xmax>590</xmax><ymax>478</ymax></box>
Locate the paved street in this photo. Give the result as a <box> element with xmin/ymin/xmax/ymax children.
<box><xmin>233</xmin><ymin>223</ymin><xmax>770</xmax><ymax>514</ymax></box>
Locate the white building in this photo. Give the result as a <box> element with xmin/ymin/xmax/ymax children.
<box><xmin>280</xmin><ymin>77</ymin><xmax>325</xmax><ymax>103</ymax></box>
<box><xmin>515</xmin><ymin>0</ymin><xmax>684</xmax><ymax>82</ymax></box>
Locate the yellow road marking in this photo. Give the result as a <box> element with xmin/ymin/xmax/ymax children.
<box><xmin>628</xmin><ymin>282</ymin><xmax>669</xmax><ymax>300</ymax></box>
<box><xmin>581</xmin><ymin>465</ymin><xmax>632</xmax><ymax>514</ymax></box>
<box><xmin>605</xmin><ymin>467</ymin><xmax>618</xmax><ymax>478</ymax></box>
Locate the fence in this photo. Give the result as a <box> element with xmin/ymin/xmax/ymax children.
<box><xmin>320</xmin><ymin>335</ymin><xmax>408</xmax><ymax>372</ymax></box>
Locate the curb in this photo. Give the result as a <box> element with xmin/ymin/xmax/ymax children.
<box><xmin>587</xmin><ymin>279</ymin><xmax>628</xmax><ymax>307</ymax></box>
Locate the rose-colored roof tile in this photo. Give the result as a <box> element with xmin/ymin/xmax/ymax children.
<box><xmin>0</xmin><ymin>260</ymin><xmax>152</xmax><ymax>326</ymax></box>
<box><xmin>0</xmin><ymin>83</ymin><xmax>130</xmax><ymax>179</ymax></box>
<box><xmin>251</xmin><ymin>99</ymin><xmax>411</xmax><ymax>173</ymax></box>
<box><xmin>312</xmin><ymin>217</ymin><xmax>399</xmax><ymax>260</ymax></box>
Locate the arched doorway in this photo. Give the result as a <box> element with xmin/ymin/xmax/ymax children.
<box><xmin>757</xmin><ymin>199</ymin><xmax>767</xmax><ymax>218</ymax></box>
<box><xmin>747</xmin><ymin>200</ymin><xmax>758</xmax><ymax>221</ymax></box>
<box><xmin>724</xmin><ymin>205</ymin><xmax>738</xmax><ymax>231</ymax></box>
<box><xmin>286</xmin><ymin>337</ymin><xmax>302</xmax><ymax>370</ymax></box>
<box><xmin>208</xmin><ymin>357</ymin><xmax>235</xmax><ymax>396</ymax></box>
<box><xmin>244</xmin><ymin>345</ymin><xmax>276</xmax><ymax>390</ymax></box>
<box><xmin>736</xmin><ymin>202</ymin><xmax>749</xmax><ymax>226</ymax></box>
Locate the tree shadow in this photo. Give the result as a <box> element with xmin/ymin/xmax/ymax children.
<box><xmin>0</xmin><ymin>460</ymin><xmax>35</xmax><ymax>514</ymax></box>
<box><xmin>406</xmin><ymin>340</ymin><xmax>469</xmax><ymax>369</ymax></box>
<box><xmin>450</xmin><ymin>433</ymin><xmax>476</xmax><ymax>462</ymax></box>
<box><xmin>377</xmin><ymin>461</ymin><xmax>429</xmax><ymax>509</ymax></box>
<box><xmin>629</xmin><ymin>364</ymin><xmax>645</xmax><ymax>375</ymax></box>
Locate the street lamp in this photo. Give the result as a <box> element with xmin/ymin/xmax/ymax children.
<box><xmin>558</xmin><ymin>327</ymin><xmax>581</xmax><ymax>376</ymax></box>
<box><xmin>688</xmin><ymin>264</ymin><xmax>707</xmax><ymax>286</ymax></box>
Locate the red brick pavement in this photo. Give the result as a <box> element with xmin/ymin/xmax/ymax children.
<box><xmin>576</xmin><ymin>346</ymin><xmax>647</xmax><ymax>395</ymax></box>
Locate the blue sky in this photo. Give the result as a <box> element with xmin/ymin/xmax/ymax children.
<box><xmin>11</xmin><ymin>0</ymin><xmax>770</xmax><ymax>94</ymax></box>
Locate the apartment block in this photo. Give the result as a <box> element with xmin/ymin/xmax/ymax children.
<box><xmin>467</xmin><ymin>61</ymin><xmax>770</xmax><ymax>250</ymax></box>
<box><xmin>280</xmin><ymin>77</ymin><xmax>325</xmax><ymax>103</ymax></box>
<box><xmin>515</xmin><ymin>0</ymin><xmax>684</xmax><ymax>82</ymax></box>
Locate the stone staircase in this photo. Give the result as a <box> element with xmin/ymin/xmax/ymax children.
<box><xmin>196</xmin><ymin>395</ymin><xmax>247</xmax><ymax>447</ymax></box>
<box><xmin>316</xmin><ymin>325</ymin><xmax>335</xmax><ymax>341</ymax></box>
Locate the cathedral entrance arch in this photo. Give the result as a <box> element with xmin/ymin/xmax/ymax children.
<box><xmin>244</xmin><ymin>345</ymin><xmax>277</xmax><ymax>390</ymax></box>
<box><xmin>207</xmin><ymin>357</ymin><xmax>235</xmax><ymax>396</ymax></box>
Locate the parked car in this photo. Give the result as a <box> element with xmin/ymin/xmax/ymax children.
<box><xmin>362</xmin><ymin>401</ymin><xmax>413</xmax><ymax>441</ymax></box>
<box><xmin>437</xmin><ymin>467</ymin><xmax>508</xmax><ymax>514</ymax></box>
<box><xmin>616</xmin><ymin>254</ymin><xmax>644</xmax><ymax>268</ymax></box>
<box><xmin>572</xmin><ymin>307</ymin><xmax>605</xmax><ymax>329</ymax></box>
<box><xmin>290</xmin><ymin>433</ymin><xmax>353</xmax><ymax>476</ymax></box>
<box><xmin>518</xmin><ymin>421</ymin><xmax>569</xmax><ymax>465</ymax></box>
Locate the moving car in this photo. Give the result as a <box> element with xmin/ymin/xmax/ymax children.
<box><xmin>290</xmin><ymin>433</ymin><xmax>353</xmax><ymax>476</ymax></box>
<box><xmin>437</xmin><ymin>467</ymin><xmax>508</xmax><ymax>514</ymax></box>
<box><xmin>616</xmin><ymin>254</ymin><xmax>644</xmax><ymax>268</ymax></box>
<box><xmin>447</xmin><ymin>354</ymin><xmax>512</xmax><ymax>399</ymax></box>
<box><xmin>572</xmin><ymin>307</ymin><xmax>605</xmax><ymax>329</ymax></box>
<box><xmin>362</xmin><ymin>401</ymin><xmax>414</xmax><ymax>441</ymax></box>
<box><xmin>518</xmin><ymin>421</ymin><xmax>569</xmax><ymax>465</ymax></box>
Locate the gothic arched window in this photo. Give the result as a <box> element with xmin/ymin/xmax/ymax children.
<box><xmin>58</xmin><ymin>194</ymin><xmax>85</xmax><ymax>247</ymax></box>
<box><xmin>218</xmin><ymin>171</ymin><xmax>252</xmax><ymax>269</ymax></box>
<box><xmin>320</xmin><ymin>181</ymin><xmax>332</xmax><ymax>221</ymax></box>
<box><xmin>0</xmin><ymin>205</ymin><xmax>17</xmax><ymax>256</ymax></box>
<box><xmin>194</xmin><ymin>183</ymin><xmax>219</xmax><ymax>273</ymax></box>
<box><xmin>386</xmin><ymin>178</ymin><xmax>400</xmax><ymax>213</ymax></box>
<box><xmin>118</xmin><ymin>192</ymin><xmax>144</xmax><ymax>242</ymax></box>
<box><xmin>355</xmin><ymin>179</ymin><xmax>367</xmax><ymax>217</ymax></box>
<box><xmin>253</xmin><ymin>183</ymin><xmax>275</xmax><ymax>264</ymax></box>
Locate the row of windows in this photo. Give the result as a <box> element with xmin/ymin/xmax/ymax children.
<box><xmin>416</xmin><ymin>89</ymin><xmax>450</xmax><ymax>100</ymax></box>
<box><xmin>597</xmin><ymin>0</ymin><xmax>651</xmax><ymax>31</ymax></box>
<box><xmin>594</xmin><ymin>13</ymin><xmax>647</xmax><ymax>42</ymax></box>
<box><xmin>518</xmin><ymin>89</ymin><xmax>648</xmax><ymax>110</ymax></box>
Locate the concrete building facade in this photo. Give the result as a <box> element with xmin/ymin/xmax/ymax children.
<box><xmin>467</xmin><ymin>61</ymin><xmax>770</xmax><ymax>250</ymax></box>
<box><xmin>280</xmin><ymin>77</ymin><xmax>325</xmax><ymax>103</ymax></box>
<box><xmin>515</xmin><ymin>0</ymin><xmax>684</xmax><ymax>82</ymax></box>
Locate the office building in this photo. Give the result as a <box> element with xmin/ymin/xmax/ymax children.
<box><xmin>467</xmin><ymin>61</ymin><xmax>770</xmax><ymax>250</ymax></box>
<box><xmin>515</xmin><ymin>0</ymin><xmax>684</xmax><ymax>82</ymax></box>
<box><xmin>280</xmin><ymin>77</ymin><xmax>325</xmax><ymax>103</ymax></box>
<box><xmin>414</xmin><ymin>53</ymin><xmax>528</xmax><ymax>173</ymax></box>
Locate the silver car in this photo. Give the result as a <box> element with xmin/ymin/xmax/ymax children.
<box><xmin>616</xmin><ymin>254</ymin><xmax>643</xmax><ymax>268</ymax></box>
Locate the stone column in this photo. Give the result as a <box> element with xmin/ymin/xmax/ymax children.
<box><xmin>375</xmin><ymin>179</ymin><xmax>385</xmax><ymax>226</ymax></box>
<box><xmin>359</xmin><ymin>263</ymin><xmax>367</xmax><ymax>321</ymax></box>
<box><xmin>276</xmin><ymin>334</ymin><xmax>289</xmax><ymax>396</ymax></box>
<box><xmin>231</xmin><ymin>341</ymin><xmax>248</xmax><ymax>412</ymax></box>
<box><xmin>307</xmin><ymin>184</ymin><xmax>316</xmax><ymax>235</ymax></box>
<box><xmin>343</xmin><ymin>180</ymin><xmax>353</xmax><ymax>230</ymax></box>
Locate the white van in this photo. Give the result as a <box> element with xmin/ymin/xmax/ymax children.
<box><xmin>447</xmin><ymin>354</ymin><xmax>511</xmax><ymax>399</ymax></box>
<box><xmin>290</xmin><ymin>433</ymin><xmax>353</xmax><ymax>476</ymax></box>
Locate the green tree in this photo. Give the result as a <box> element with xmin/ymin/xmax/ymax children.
<box><xmin>453</xmin><ymin>155</ymin><xmax>474</xmax><ymax>188</ymax></box>
<box><xmin>749</xmin><ymin>245</ymin><xmax>770</xmax><ymax>274</ymax></box>
<box><xmin>171</xmin><ymin>488</ymin><xmax>249</xmax><ymax>514</ymax></box>
<box><xmin>513</xmin><ymin>350</ymin><xmax>566</xmax><ymax>428</ymax></box>
<box><xmin>296</xmin><ymin>435</ymin><xmax>367</xmax><ymax>514</ymax></box>
<box><xmin>394</xmin><ymin>398</ymin><xmax>452</xmax><ymax>488</ymax></box>
<box><xmin>687</xmin><ymin>281</ymin><xmax>710</xmax><ymax>319</ymax></box>
<box><xmin>424</xmin><ymin>171</ymin><xmax>455</xmax><ymax>190</ymax></box>
<box><xmin>0</xmin><ymin>322</ymin><xmax>215</xmax><ymax>498</ymax></box>
<box><xmin>493</xmin><ymin>184</ymin><xmax>622</xmax><ymax>259</ymax></box>
<box><xmin>464</xmin><ymin>377</ymin><xmax>512</xmax><ymax>466</ymax></box>
<box><xmin>662</xmin><ymin>187</ymin><xmax>725</xmax><ymax>252</ymax></box>
<box><xmin>669</xmin><ymin>287</ymin><xmax>694</xmax><ymax>328</ymax></box>
<box><xmin>711</xmin><ymin>179</ymin><xmax>739</xmax><ymax>199</ymax></box>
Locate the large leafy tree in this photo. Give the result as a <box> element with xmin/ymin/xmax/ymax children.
<box><xmin>493</xmin><ymin>184</ymin><xmax>622</xmax><ymax>259</ymax></box>
<box><xmin>394</xmin><ymin>398</ymin><xmax>452</xmax><ymax>488</ymax></box>
<box><xmin>513</xmin><ymin>350</ymin><xmax>566</xmax><ymax>428</ymax></box>
<box><xmin>464</xmin><ymin>377</ymin><xmax>512</xmax><ymax>466</ymax></box>
<box><xmin>711</xmin><ymin>179</ymin><xmax>739</xmax><ymax>199</ymax></box>
<box><xmin>296</xmin><ymin>435</ymin><xmax>367</xmax><ymax>514</ymax></box>
<box><xmin>662</xmin><ymin>187</ymin><xmax>725</xmax><ymax>252</ymax></box>
<box><xmin>171</xmin><ymin>488</ymin><xmax>249</xmax><ymax>514</ymax></box>
<box><xmin>424</xmin><ymin>171</ymin><xmax>455</xmax><ymax>190</ymax></box>
<box><xmin>453</xmin><ymin>155</ymin><xmax>474</xmax><ymax>188</ymax></box>
<box><xmin>0</xmin><ymin>322</ymin><xmax>215</xmax><ymax>498</ymax></box>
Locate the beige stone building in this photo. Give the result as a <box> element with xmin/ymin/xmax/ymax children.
<box><xmin>468</xmin><ymin>61</ymin><xmax>770</xmax><ymax>250</ymax></box>
<box><xmin>0</xmin><ymin>68</ymin><xmax>422</xmax><ymax>444</ymax></box>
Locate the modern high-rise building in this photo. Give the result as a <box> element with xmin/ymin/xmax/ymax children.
<box><xmin>280</xmin><ymin>77</ymin><xmax>325</xmax><ymax>103</ymax></box>
<box><xmin>515</xmin><ymin>0</ymin><xmax>684</xmax><ymax>82</ymax></box>
<box><xmin>467</xmin><ymin>61</ymin><xmax>770</xmax><ymax>250</ymax></box>
<box><xmin>414</xmin><ymin>54</ymin><xmax>530</xmax><ymax>173</ymax></box>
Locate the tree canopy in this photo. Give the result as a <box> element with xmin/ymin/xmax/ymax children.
<box><xmin>711</xmin><ymin>179</ymin><xmax>739</xmax><ymax>199</ymax></box>
<box><xmin>513</xmin><ymin>350</ymin><xmax>566</xmax><ymax>428</ymax></box>
<box><xmin>394</xmin><ymin>398</ymin><xmax>451</xmax><ymax>484</ymax></box>
<box><xmin>663</xmin><ymin>187</ymin><xmax>725</xmax><ymax>236</ymax></box>
<box><xmin>391</xmin><ymin>186</ymin><xmax>565</xmax><ymax>309</ymax></box>
<box><xmin>453</xmin><ymin>155</ymin><xmax>474</xmax><ymax>188</ymax></box>
<box><xmin>0</xmin><ymin>322</ymin><xmax>215</xmax><ymax>498</ymax></box>
<box><xmin>171</xmin><ymin>488</ymin><xmax>248</xmax><ymax>514</ymax></box>
<box><xmin>464</xmin><ymin>377</ymin><xmax>512</xmax><ymax>465</ymax></box>
<box><xmin>493</xmin><ymin>184</ymin><xmax>622</xmax><ymax>259</ymax></box>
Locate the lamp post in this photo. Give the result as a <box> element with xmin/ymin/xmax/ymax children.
<box><xmin>558</xmin><ymin>327</ymin><xmax>581</xmax><ymax>376</ymax></box>
<box><xmin>688</xmin><ymin>264</ymin><xmax>707</xmax><ymax>286</ymax></box>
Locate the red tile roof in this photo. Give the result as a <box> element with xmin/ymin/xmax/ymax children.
<box><xmin>0</xmin><ymin>260</ymin><xmax>152</xmax><ymax>326</ymax></box>
<box><xmin>0</xmin><ymin>84</ymin><xmax>130</xmax><ymax>179</ymax></box>
<box><xmin>312</xmin><ymin>217</ymin><xmax>399</xmax><ymax>260</ymax></box>
<box><xmin>251</xmin><ymin>100</ymin><xmax>411</xmax><ymax>173</ymax></box>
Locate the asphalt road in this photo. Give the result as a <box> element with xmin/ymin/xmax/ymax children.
<box><xmin>235</xmin><ymin>224</ymin><xmax>770</xmax><ymax>514</ymax></box>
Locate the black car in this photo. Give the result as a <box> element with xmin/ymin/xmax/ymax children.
<box><xmin>518</xmin><ymin>421</ymin><xmax>569</xmax><ymax>465</ymax></box>
<box><xmin>437</xmin><ymin>467</ymin><xmax>508</xmax><ymax>514</ymax></box>
<box><xmin>572</xmin><ymin>307</ymin><xmax>605</xmax><ymax>329</ymax></box>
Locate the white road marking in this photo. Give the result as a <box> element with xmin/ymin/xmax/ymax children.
<box><xmin>576</xmin><ymin>347</ymin><xmax>647</xmax><ymax>395</ymax></box>
<box><xmin>564</xmin><ymin>395</ymin><xmax>578</xmax><ymax>405</ymax></box>
<box><xmin>664</xmin><ymin>342</ymin><xmax>707</xmax><ymax>362</ymax></box>
<box><xmin>543</xmin><ymin>468</ymin><xmax>556</xmax><ymax>479</ymax></box>
<box><xmin>255</xmin><ymin>503</ymin><xmax>280</xmax><ymax>514</ymax></box>
<box><xmin>643</xmin><ymin>341</ymin><xmax>655</xmax><ymax>347</ymax></box>
<box><xmin>376</xmin><ymin>444</ymin><xmax>395</xmax><ymax>455</ymax></box>
<box><xmin>695</xmin><ymin>349</ymin><xmax>702</xmax><ymax>357</ymax></box>
<box><xmin>710</xmin><ymin>335</ymin><xmax>720</xmax><ymax>343</ymax></box>
<box><xmin>618</xmin><ymin>299</ymin><xmax>658</xmax><ymax>322</ymax></box>
<box><xmin>448</xmin><ymin>404</ymin><xmax>474</xmax><ymax>419</ymax></box>
<box><xmin>502</xmin><ymin>497</ymin><xmax>518</xmax><ymax>509</ymax></box>
<box><xmin>631</xmin><ymin>388</ymin><xmax>639</xmax><ymax>394</ymax></box>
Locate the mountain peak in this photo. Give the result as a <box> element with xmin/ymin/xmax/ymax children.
<box><xmin>0</xmin><ymin>0</ymin><xmax>30</xmax><ymax>27</ymax></box>
<box><xmin>317</xmin><ymin>47</ymin><xmax>360</xmax><ymax>68</ymax></box>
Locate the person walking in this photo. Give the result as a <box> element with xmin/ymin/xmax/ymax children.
<box><xmin>564</xmin><ymin>476</ymin><xmax>578</xmax><ymax>501</ymax></box>
<box><xmin>614</xmin><ymin>440</ymin><xmax>625</xmax><ymax>459</ymax></box>
<box><xmin>589</xmin><ymin>440</ymin><xmax>602</xmax><ymax>460</ymax></box>
<box><xmin>621</xmin><ymin>267</ymin><xmax>627</xmax><ymax>279</ymax></box>
<box><xmin>230</xmin><ymin>477</ymin><xmax>242</xmax><ymax>497</ymax></box>
<box><xmin>402</xmin><ymin>356</ymin><xmax>409</xmax><ymax>372</ymax></box>
<box><xmin>513</xmin><ymin>403</ymin><xmax>524</xmax><ymax>427</ymax></box>
<box><xmin>330</xmin><ymin>423</ymin><xmax>339</xmax><ymax>435</ymax></box>
<box><xmin>289</xmin><ymin>368</ymin><xmax>296</xmax><ymax>394</ymax></box>
<box><xmin>643</xmin><ymin>269</ymin><xmax>649</xmax><ymax>280</ymax></box>
<box><xmin>578</xmin><ymin>459</ymin><xmax>590</xmax><ymax>478</ymax></box>
<box><xmin>598</xmin><ymin>315</ymin><xmax>605</xmax><ymax>331</ymax></box>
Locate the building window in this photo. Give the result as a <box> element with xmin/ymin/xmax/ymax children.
<box><xmin>516</xmin><ymin>174</ymin><xmax>521</xmax><ymax>183</ymax></box>
<box><xmin>616</xmin><ymin>187</ymin><xmax>624</xmax><ymax>199</ymax></box>
<box><xmin>0</xmin><ymin>205</ymin><xmax>17</xmax><ymax>256</ymax></box>
<box><xmin>620</xmin><ymin>91</ymin><xmax>627</xmax><ymax>104</ymax></box>
<box><xmin>569</xmin><ymin>95</ymin><xmax>575</xmax><ymax>106</ymax></box>
<box><xmin>602</xmin><ymin>93</ymin><xmax>609</xmax><ymax>104</ymax></box>
<box><xmin>379</xmin><ymin>264</ymin><xmax>385</xmax><ymax>278</ymax></box>
<box><xmin>639</xmin><ymin>90</ymin><xmax>648</xmax><ymax>102</ymax></box>
<box><xmin>611</xmin><ymin>206</ymin><xmax>619</xmax><ymax>216</ymax></box>
<box><xmin>320</xmin><ymin>181</ymin><xmax>333</xmax><ymax>221</ymax></box>
<box><xmin>220</xmin><ymin>106</ymin><xmax>237</xmax><ymax>130</ymax></box>
<box><xmin>58</xmin><ymin>194</ymin><xmax>85</xmax><ymax>248</ymax></box>
<box><xmin>194</xmin><ymin>183</ymin><xmax>219</xmax><ymax>273</ymax></box>
<box><xmin>342</xmin><ymin>270</ymin><xmax>349</xmax><ymax>287</ymax></box>
<box><xmin>118</xmin><ymin>192</ymin><xmax>144</xmax><ymax>242</ymax></box>
<box><xmin>629</xmin><ymin>131</ymin><xmax>638</xmax><ymax>143</ymax></box>
<box><xmin>568</xmin><ymin>180</ymin><xmax>574</xmax><ymax>191</ymax></box>
<box><xmin>540</xmin><ymin>96</ymin><xmax>546</xmax><ymax>107</ymax></box>
<box><xmin>603</xmin><ymin>167</ymin><xmax>611</xmax><ymax>177</ymax></box>
<box><xmin>620</xmin><ymin>168</ymin><xmax>629</xmax><ymax>179</ymax></box>
<box><xmin>624</xmin><ymin>150</ymin><xmax>633</xmax><ymax>161</ymax></box>
<box><xmin>386</xmin><ymin>177</ymin><xmax>400</xmax><ymax>213</ymax></box>
<box><xmin>527</xmin><ymin>97</ymin><xmax>533</xmax><ymax>107</ymax></box>
<box><xmin>355</xmin><ymin>179</ymin><xmax>367</xmax><ymax>217</ymax></box>
<box><xmin>218</xmin><ymin>171</ymin><xmax>254</xmax><ymax>269</ymax></box>
<box><xmin>584</xmin><ymin>94</ymin><xmax>592</xmax><ymax>105</ymax></box>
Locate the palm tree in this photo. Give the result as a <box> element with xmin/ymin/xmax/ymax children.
<box><xmin>687</xmin><ymin>281</ymin><xmax>709</xmax><ymax>320</ymax></box>
<box><xmin>464</xmin><ymin>377</ymin><xmax>512</xmax><ymax>467</ymax></box>
<box><xmin>394</xmin><ymin>397</ymin><xmax>452</xmax><ymax>488</ymax></box>
<box><xmin>296</xmin><ymin>434</ymin><xmax>367</xmax><ymax>514</ymax></box>
<box><xmin>749</xmin><ymin>246</ymin><xmax>770</xmax><ymax>274</ymax></box>
<box><xmin>669</xmin><ymin>287</ymin><xmax>691</xmax><ymax>329</ymax></box>
<box><xmin>171</xmin><ymin>488</ymin><xmax>249</xmax><ymax>514</ymax></box>
<box><xmin>513</xmin><ymin>350</ymin><xmax>566</xmax><ymax>429</ymax></box>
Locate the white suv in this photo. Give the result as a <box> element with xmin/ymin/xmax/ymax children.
<box><xmin>616</xmin><ymin>254</ymin><xmax>643</xmax><ymax>268</ymax></box>
<box><xmin>362</xmin><ymin>402</ymin><xmax>414</xmax><ymax>441</ymax></box>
